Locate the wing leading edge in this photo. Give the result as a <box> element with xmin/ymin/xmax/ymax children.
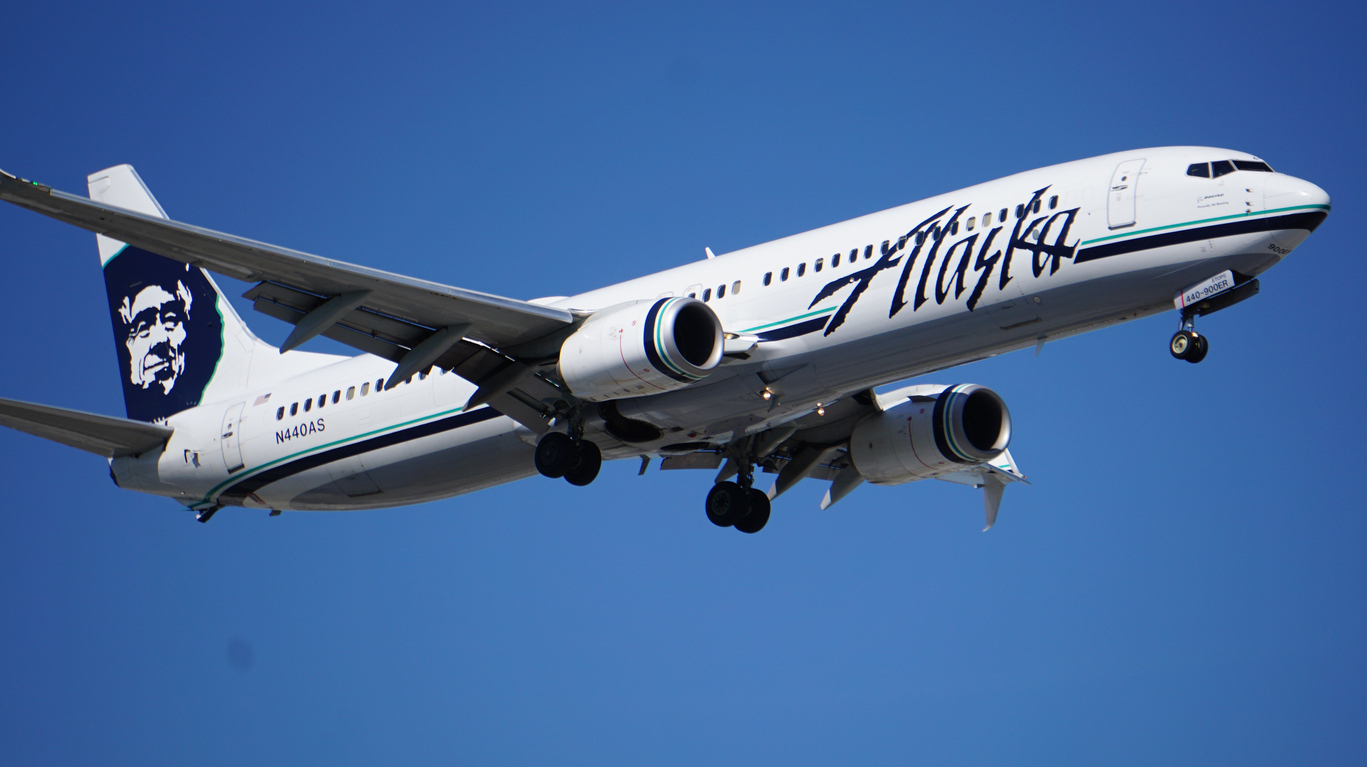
<box><xmin>0</xmin><ymin>168</ymin><xmax>574</xmax><ymax>353</ymax></box>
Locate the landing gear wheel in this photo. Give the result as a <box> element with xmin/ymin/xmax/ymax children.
<box><xmin>1187</xmin><ymin>334</ymin><xmax>1209</xmax><ymax>364</ymax></box>
<box><xmin>564</xmin><ymin>440</ymin><xmax>602</xmax><ymax>486</ymax></box>
<box><xmin>534</xmin><ymin>432</ymin><xmax>576</xmax><ymax>478</ymax></box>
<box><xmin>705</xmin><ymin>481</ymin><xmax>748</xmax><ymax>527</ymax></box>
<box><xmin>734</xmin><ymin>489</ymin><xmax>771</xmax><ymax>534</ymax></box>
<box><xmin>1170</xmin><ymin>330</ymin><xmax>1196</xmax><ymax>360</ymax></box>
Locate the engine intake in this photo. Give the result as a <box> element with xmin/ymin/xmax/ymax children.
<box><xmin>559</xmin><ymin>297</ymin><xmax>724</xmax><ymax>402</ymax></box>
<box><xmin>849</xmin><ymin>384</ymin><xmax>1011</xmax><ymax>486</ymax></box>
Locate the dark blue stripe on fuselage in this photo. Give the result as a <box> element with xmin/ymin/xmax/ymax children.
<box><xmin>218</xmin><ymin>407</ymin><xmax>504</xmax><ymax>505</ymax></box>
<box><xmin>1075</xmin><ymin>210</ymin><xmax>1327</xmax><ymax>264</ymax></box>
<box><xmin>756</xmin><ymin>316</ymin><xmax>830</xmax><ymax>341</ymax></box>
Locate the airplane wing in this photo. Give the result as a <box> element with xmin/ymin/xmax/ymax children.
<box><xmin>0</xmin><ymin>397</ymin><xmax>173</xmax><ymax>458</ymax></box>
<box><xmin>0</xmin><ymin>168</ymin><xmax>573</xmax><ymax>356</ymax></box>
<box><xmin>0</xmin><ymin>167</ymin><xmax>579</xmax><ymax>432</ymax></box>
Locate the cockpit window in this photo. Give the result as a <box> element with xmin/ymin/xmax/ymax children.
<box><xmin>1187</xmin><ymin>163</ymin><xmax>1210</xmax><ymax>178</ymax></box>
<box><xmin>1233</xmin><ymin>160</ymin><xmax>1273</xmax><ymax>172</ymax></box>
<box><xmin>1210</xmin><ymin>160</ymin><xmax>1236</xmax><ymax>178</ymax></box>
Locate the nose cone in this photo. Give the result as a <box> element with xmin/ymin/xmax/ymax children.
<box><xmin>1263</xmin><ymin>173</ymin><xmax>1330</xmax><ymax>254</ymax></box>
<box><xmin>1265</xmin><ymin>173</ymin><xmax>1331</xmax><ymax>212</ymax></box>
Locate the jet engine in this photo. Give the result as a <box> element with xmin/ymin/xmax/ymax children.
<box><xmin>558</xmin><ymin>297</ymin><xmax>724</xmax><ymax>402</ymax></box>
<box><xmin>849</xmin><ymin>384</ymin><xmax>1011</xmax><ymax>485</ymax></box>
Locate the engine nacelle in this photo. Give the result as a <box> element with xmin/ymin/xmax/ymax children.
<box><xmin>558</xmin><ymin>297</ymin><xmax>724</xmax><ymax>402</ymax></box>
<box><xmin>849</xmin><ymin>384</ymin><xmax>1011</xmax><ymax>486</ymax></box>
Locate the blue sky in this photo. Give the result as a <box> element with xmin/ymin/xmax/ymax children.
<box><xmin>2</xmin><ymin>1</ymin><xmax>1365</xmax><ymax>764</ymax></box>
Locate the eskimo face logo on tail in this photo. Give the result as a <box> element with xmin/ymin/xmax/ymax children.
<box><xmin>103</xmin><ymin>247</ymin><xmax>224</xmax><ymax>423</ymax></box>
<box><xmin>119</xmin><ymin>280</ymin><xmax>191</xmax><ymax>394</ymax></box>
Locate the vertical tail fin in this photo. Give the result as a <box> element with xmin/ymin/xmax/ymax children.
<box><xmin>90</xmin><ymin>165</ymin><xmax>339</xmax><ymax>423</ymax></box>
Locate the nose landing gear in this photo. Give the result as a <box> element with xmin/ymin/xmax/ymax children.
<box><xmin>1170</xmin><ymin>327</ymin><xmax>1208</xmax><ymax>363</ymax></box>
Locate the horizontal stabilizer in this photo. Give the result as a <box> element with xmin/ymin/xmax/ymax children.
<box><xmin>0</xmin><ymin>397</ymin><xmax>173</xmax><ymax>458</ymax></box>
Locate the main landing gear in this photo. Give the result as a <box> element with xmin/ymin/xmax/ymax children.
<box><xmin>704</xmin><ymin>446</ymin><xmax>771</xmax><ymax>534</ymax></box>
<box><xmin>535</xmin><ymin>431</ymin><xmax>602</xmax><ymax>486</ymax></box>
<box><xmin>1170</xmin><ymin>315</ymin><xmax>1209</xmax><ymax>364</ymax></box>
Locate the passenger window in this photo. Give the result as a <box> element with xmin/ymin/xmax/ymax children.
<box><xmin>1211</xmin><ymin>160</ymin><xmax>1235</xmax><ymax>178</ymax></box>
<box><xmin>814</xmin><ymin>258</ymin><xmax>823</xmax><ymax>272</ymax></box>
<box><xmin>717</xmin><ymin>284</ymin><xmax>725</xmax><ymax>298</ymax></box>
<box><xmin>797</xmin><ymin>263</ymin><xmax>806</xmax><ymax>277</ymax></box>
<box><xmin>852</xmin><ymin>248</ymin><xmax>860</xmax><ymax>262</ymax></box>
<box><xmin>832</xmin><ymin>253</ymin><xmax>840</xmax><ymax>267</ymax></box>
<box><xmin>1049</xmin><ymin>195</ymin><xmax>1058</xmax><ymax>209</ymax></box>
<box><xmin>950</xmin><ymin>221</ymin><xmax>959</xmax><ymax>236</ymax></box>
<box><xmin>1187</xmin><ymin>163</ymin><xmax>1210</xmax><ymax>177</ymax></box>
<box><xmin>916</xmin><ymin>232</ymin><xmax>925</xmax><ymax>245</ymax></box>
<box><xmin>276</xmin><ymin>406</ymin><xmax>284</xmax><ymax>421</ymax></box>
<box><xmin>967</xmin><ymin>216</ymin><xmax>975</xmax><ymax>231</ymax></box>
<box><xmin>1032</xmin><ymin>199</ymin><xmax>1041</xmax><ymax>213</ymax></box>
<box><xmin>304</xmin><ymin>399</ymin><xmax>312</xmax><ymax>412</ymax></box>
<box><xmin>1000</xmin><ymin>208</ymin><xmax>1008</xmax><ymax>221</ymax></box>
<box><xmin>376</xmin><ymin>379</ymin><xmax>383</xmax><ymax>392</ymax></box>
<box><xmin>983</xmin><ymin>211</ymin><xmax>992</xmax><ymax>226</ymax></box>
<box><xmin>361</xmin><ymin>382</ymin><xmax>370</xmax><ymax>396</ymax></box>
<box><xmin>933</xmin><ymin>226</ymin><xmax>941</xmax><ymax>241</ymax></box>
<box><xmin>780</xmin><ymin>267</ymin><xmax>789</xmax><ymax>281</ymax></box>
<box><xmin>898</xmin><ymin>235</ymin><xmax>908</xmax><ymax>248</ymax></box>
<box><xmin>882</xmin><ymin>239</ymin><xmax>892</xmax><ymax>253</ymax></box>
<box><xmin>318</xmin><ymin>394</ymin><xmax>326</xmax><ymax>408</ymax></box>
<box><xmin>290</xmin><ymin>402</ymin><xmax>299</xmax><ymax>416</ymax></box>
<box><xmin>1015</xmin><ymin>204</ymin><xmax>1024</xmax><ymax>219</ymax></box>
<box><xmin>703</xmin><ymin>288</ymin><xmax>711</xmax><ymax>301</ymax></box>
<box><xmin>332</xmin><ymin>391</ymin><xmax>340</xmax><ymax>404</ymax></box>
<box><xmin>863</xmin><ymin>245</ymin><xmax>873</xmax><ymax>260</ymax></box>
<box><xmin>732</xmin><ymin>280</ymin><xmax>741</xmax><ymax>295</ymax></box>
<box><xmin>1233</xmin><ymin>160</ymin><xmax>1273</xmax><ymax>172</ymax></box>
<box><xmin>347</xmin><ymin>386</ymin><xmax>356</xmax><ymax>400</ymax></box>
<box><xmin>764</xmin><ymin>272</ymin><xmax>772</xmax><ymax>286</ymax></box>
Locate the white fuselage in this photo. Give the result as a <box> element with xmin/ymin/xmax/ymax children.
<box><xmin>110</xmin><ymin>147</ymin><xmax>1330</xmax><ymax>512</ymax></box>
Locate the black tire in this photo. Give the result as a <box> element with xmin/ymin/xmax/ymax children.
<box><xmin>1170</xmin><ymin>330</ymin><xmax>1195</xmax><ymax>360</ymax></box>
<box><xmin>564</xmin><ymin>440</ymin><xmax>602</xmax><ymax>486</ymax></box>
<box><xmin>1187</xmin><ymin>334</ymin><xmax>1209</xmax><ymax>364</ymax></box>
<box><xmin>734</xmin><ymin>489</ymin><xmax>771</xmax><ymax>534</ymax></box>
<box><xmin>705</xmin><ymin>481</ymin><xmax>747</xmax><ymax>527</ymax></box>
<box><xmin>534</xmin><ymin>432</ymin><xmax>576</xmax><ymax>478</ymax></box>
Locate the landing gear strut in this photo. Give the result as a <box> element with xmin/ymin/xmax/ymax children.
<box><xmin>704</xmin><ymin>442</ymin><xmax>771</xmax><ymax>534</ymax></box>
<box><xmin>534</xmin><ymin>409</ymin><xmax>602</xmax><ymax>486</ymax></box>
<box><xmin>1170</xmin><ymin>314</ymin><xmax>1209</xmax><ymax>364</ymax></box>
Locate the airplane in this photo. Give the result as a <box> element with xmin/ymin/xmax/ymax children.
<box><xmin>0</xmin><ymin>148</ymin><xmax>1330</xmax><ymax>533</ymax></box>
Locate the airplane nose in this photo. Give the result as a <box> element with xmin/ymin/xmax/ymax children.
<box><xmin>1265</xmin><ymin>173</ymin><xmax>1331</xmax><ymax>211</ymax></box>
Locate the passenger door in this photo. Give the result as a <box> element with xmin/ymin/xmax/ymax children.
<box><xmin>1107</xmin><ymin>159</ymin><xmax>1146</xmax><ymax>230</ymax></box>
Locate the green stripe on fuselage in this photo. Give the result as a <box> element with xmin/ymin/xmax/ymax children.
<box><xmin>1080</xmin><ymin>203</ymin><xmax>1331</xmax><ymax>247</ymax></box>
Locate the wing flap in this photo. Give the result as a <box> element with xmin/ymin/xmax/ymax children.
<box><xmin>0</xmin><ymin>397</ymin><xmax>173</xmax><ymax>458</ymax></box>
